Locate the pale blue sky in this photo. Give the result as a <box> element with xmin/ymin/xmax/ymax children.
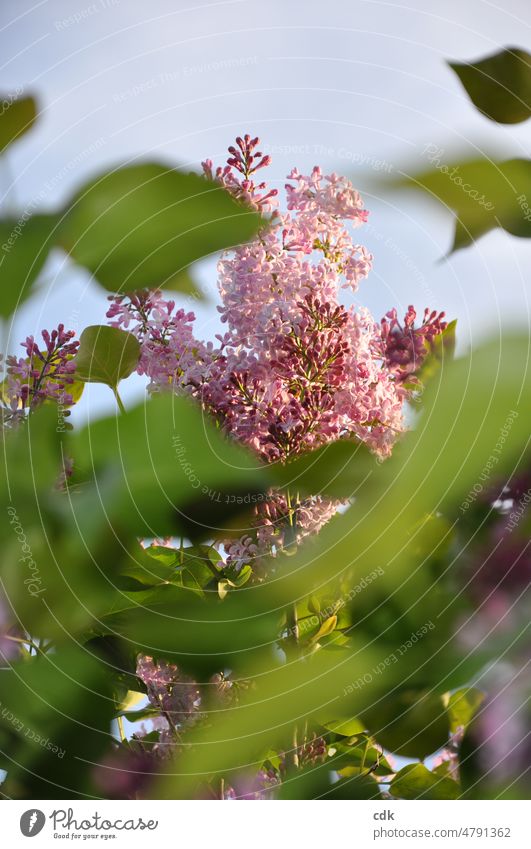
<box><xmin>1</xmin><ymin>0</ymin><xmax>530</xmax><ymax>418</ymax></box>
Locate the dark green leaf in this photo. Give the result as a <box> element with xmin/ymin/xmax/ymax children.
<box><xmin>0</xmin><ymin>93</ymin><xmax>37</xmax><ymax>151</ymax></box>
<box><xmin>449</xmin><ymin>47</ymin><xmax>531</xmax><ymax>124</ymax></box>
<box><xmin>0</xmin><ymin>647</ymin><xmax>114</xmax><ymax>798</ymax></box>
<box><xmin>278</xmin><ymin>762</ymin><xmax>381</xmax><ymax>799</ymax></box>
<box><xmin>360</xmin><ymin>689</ymin><xmax>449</xmax><ymax>759</ymax></box>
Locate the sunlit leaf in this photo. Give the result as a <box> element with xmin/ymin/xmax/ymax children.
<box><xmin>445</xmin><ymin>687</ymin><xmax>485</xmax><ymax>735</ymax></box>
<box><xmin>74</xmin><ymin>324</ymin><xmax>140</xmax><ymax>389</ymax></box>
<box><xmin>58</xmin><ymin>163</ymin><xmax>261</xmax><ymax>293</ymax></box>
<box><xmin>390</xmin><ymin>763</ymin><xmax>460</xmax><ymax>799</ymax></box>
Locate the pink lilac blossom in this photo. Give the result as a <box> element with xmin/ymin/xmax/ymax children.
<box><xmin>380</xmin><ymin>306</ymin><xmax>447</xmax><ymax>382</ymax></box>
<box><xmin>92</xmin><ymin>748</ymin><xmax>155</xmax><ymax>798</ymax></box>
<box><xmin>474</xmin><ymin>663</ymin><xmax>530</xmax><ymax>785</ymax></box>
<box><xmin>136</xmin><ymin>654</ymin><xmax>200</xmax><ymax>731</ymax></box>
<box><xmin>2</xmin><ymin>324</ymin><xmax>79</xmax><ymax>425</ymax></box>
<box><xmin>106</xmin><ymin>135</ymin><xmax>446</xmax><ymax>568</ymax></box>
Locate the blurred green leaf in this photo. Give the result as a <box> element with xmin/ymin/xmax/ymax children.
<box><xmin>449</xmin><ymin>47</ymin><xmax>531</xmax><ymax>124</ymax></box>
<box><xmin>0</xmin><ymin>646</ymin><xmax>113</xmax><ymax>798</ymax></box>
<box><xmin>384</xmin><ymin>158</ymin><xmax>531</xmax><ymax>252</ymax></box>
<box><xmin>57</xmin><ymin>163</ymin><xmax>261</xmax><ymax>293</ymax></box>
<box><xmin>274</xmin><ymin>438</ymin><xmax>375</xmax><ymax>498</ymax></box>
<box><xmin>321</xmin><ymin>716</ymin><xmax>366</xmax><ymax>736</ymax></box>
<box><xmin>390</xmin><ymin>763</ymin><xmax>460</xmax><ymax>799</ymax></box>
<box><xmin>103</xmin><ymin>584</ymin><xmax>281</xmax><ymax>676</ymax></box>
<box><xmin>360</xmin><ymin>689</ymin><xmax>449</xmax><ymax>759</ymax></box>
<box><xmin>0</xmin><ymin>214</ymin><xmax>57</xmax><ymax>317</ymax></box>
<box><xmin>415</xmin><ymin>319</ymin><xmax>457</xmax><ymax>388</ymax></box>
<box><xmin>0</xmin><ymin>93</ymin><xmax>37</xmax><ymax>151</ymax></box>
<box><xmin>74</xmin><ymin>324</ymin><xmax>140</xmax><ymax>389</ymax></box>
<box><xmin>278</xmin><ymin>763</ymin><xmax>381</xmax><ymax>799</ymax></box>
<box><xmin>68</xmin><ymin>393</ymin><xmax>270</xmax><ymax>538</ymax></box>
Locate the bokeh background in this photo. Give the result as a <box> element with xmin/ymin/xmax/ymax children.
<box><xmin>1</xmin><ymin>0</ymin><xmax>530</xmax><ymax>417</ymax></box>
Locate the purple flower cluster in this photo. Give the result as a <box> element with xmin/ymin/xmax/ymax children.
<box><xmin>2</xmin><ymin>324</ymin><xmax>79</xmax><ymax>423</ymax></box>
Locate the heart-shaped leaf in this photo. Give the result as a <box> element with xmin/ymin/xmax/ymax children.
<box><xmin>75</xmin><ymin>324</ymin><xmax>140</xmax><ymax>390</ymax></box>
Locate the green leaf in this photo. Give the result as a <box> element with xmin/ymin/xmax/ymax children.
<box><xmin>390</xmin><ymin>763</ymin><xmax>460</xmax><ymax>800</ymax></box>
<box><xmin>0</xmin><ymin>93</ymin><xmax>37</xmax><ymax>151</ymax></box>
<box><xmin>383</xmin><ymin>157</ymin><xmax>531</xmax><ymax>252</ymax></box>
<box><xmin>58</xmin><ymin>163</ymin><xmax>261</xmax><ymax>293</ymax></box>
<box><xmin>360</xmin><ymin>689</ymin><xmax>449</xmax><ymax>759</ymax></box>
<box><xmin>0</xmin><ymin>646</ymin><xmax>114</xmax><ymax>798</ymax></box>
<box><xmin>415</xmin><ymin>320</ymin><xmax>457</xmax><ymax>388</ymax></box>
<box><xmin>449</xmin><ymin>47</ymin><xmax>531</xmax><ymax>124</ymax></box>
<box><xmin>74</xmin><ymin>324</ymin><xmax>140</xmax><ymax>389</ymax></box>
<box><xmin>278</xmin><ymin>763</ymin><xmax>381</xmax><ymax>799</ymax></box>
<box><xmin>445</xmin><ymin>687</ymin><xmax>485</xmax><ymax>735</ymax></box>
<box><xmin>321</xmin><ymin>716</ymin><xmax>366</xmax><ymax>737</ymax></box>
<box><xmin>0</xmin><ymin>214</ymin><xmax>58</xmax><ymax>317</ymax></box>
<box><xmin>274</xmin><ymin>437</ymin><xmax>375</xmax><ymax>498</ymax></box>
<box><xmin>103</xmin><ymin>584</ymin><xmax>281</xmax><ymax>676</ymax></box>
<box><xmin>310</xmin><ymin>615</ymin><xmax>337</xmax><ymax>643</ymax></box>
<box><xmin>223</xmin><ymin>563</ymin><xmax>252</xmax><ymax>588</ymax></box>
<box><xmin>333</xmin><ymin>734</ymin><xmax>394</xmax><ymax>776</ymax></box>
<box><xmin>68</xmin><ymin>393</ymin><xmax>271</xmax><ymax>537</ymax></box>
<box><xmin>118</xmin><ymin>707</ymin><xmax>159</xmax><ymax>722</ymax></box>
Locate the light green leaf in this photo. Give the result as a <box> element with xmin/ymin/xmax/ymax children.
<box><xmin>274</xmin><ymin>437</ymin><xmax>375</xmax><ymax>498</ymax></box>
<box><xmin>68</xmin><ymin>393</ymin><xmax>271</xmax><ymax>537</ymax></box>
<box><xmin>74</xmin><ymin>324</ymin><xmax>140</xmax><ymax>389</ymax></box>
<box><xmin>58</xmin><ymin>163</ymin><xmax>261</xmax><ymax>293</ymax></box>
<box><xmin>445</xmin><ymin>687</ymin><xmax>485</xmax><ymax>735</ymax></box>
<box><xmin>0</xmin><ymin>214</ymin><xmax>58</xmax><ymax>317</ymax></box>
<box><xmin>382</xmin><ymin>158</ymin><xmax>531</xmax><ymax>252</ymax></box>
<box><xmin>390</xmin><ymin>763</ymin><xmax>460</xmax><ymax>800</ymax></box>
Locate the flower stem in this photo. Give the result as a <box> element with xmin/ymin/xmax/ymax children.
<box><xmin>284</xmin><ymin>601</ymin><xmax>300</xmax><ymax>772</ymax></box>
<box><xmin>113</xmin><ymin>385</ymin><xmax>126</xmax><ymax>415</ymax></box>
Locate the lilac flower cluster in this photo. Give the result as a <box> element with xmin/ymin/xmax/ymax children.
<box><xmin>2</xmin><ymin>324</ymin><xmax>79</xmax><ymax>425</ymax></box>
<box><xmin>106</xmin><ymin>135</ymin><xmax>446</xmax><ymax>570</ymax></box>
<box><xmin>134</xmin><ymin>655</ymin><xmax>201</xmax><ymax>758</ymax></box>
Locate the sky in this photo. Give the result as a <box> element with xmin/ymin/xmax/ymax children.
<box><xmin>1</xmin><ymin>0</ymin><xmax>530</xmax><ymax>418</ymax></box>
